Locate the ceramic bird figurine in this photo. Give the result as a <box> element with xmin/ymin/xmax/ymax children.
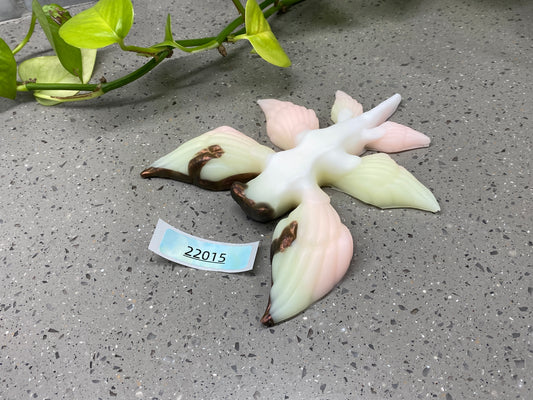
<box><xmin>141</xmin><ymin>91</ymin><xmax>440</xmax><ymax>326</ymax></box>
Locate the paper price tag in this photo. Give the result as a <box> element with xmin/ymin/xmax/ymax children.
<box><xmin>149</xmin><ymin>219</ymin><xmax>259</xmax><ymax>273</ymax></box>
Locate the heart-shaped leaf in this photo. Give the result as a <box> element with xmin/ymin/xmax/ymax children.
<box><xmin>234</xmin><ymin>0</ymin><xmax>291</xmax><ymax>67</ymax></box>
<box><xmin>32</xmin><ymin>0</ymin><xmax>83</xmax><ymax>78</ymax></box>
<box><xmin>0</xmin><ymin>38</ymin><xmax>17</xmax><ymax>99</ymax></box>
<box><xmin>19</xmin><ymin>48</ymin><xmax>97</xmax><ymax>105</ymax></box>
<box><xmin>59</xmin><ymin>0</ymin><xmax>134</xmax><ymax>49</ymax></box>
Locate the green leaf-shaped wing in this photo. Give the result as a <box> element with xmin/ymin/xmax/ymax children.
<box><xmin>141</xmin><ymin>126</ymin><xmax>275</xmax><ymax>190</ymax></box>
<box><xmin>59</xmin><ymin>0</ymin><xmax>134</xmax><ymax>49</ymax></box>
<box><xmin>0</xmin><ymin>38</ymin><xmax>17</xmax><ymax>99</ymax></box>
<box><xmin>330</xmin><ymin>153</ymin><xmax>440</xmax><ymax>212</ymax></box>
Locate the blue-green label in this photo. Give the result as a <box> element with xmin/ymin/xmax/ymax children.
<box><xmin>149</xmin><ymin>219</ymin><xmax>259</xmax><ymax>273</ymax></box>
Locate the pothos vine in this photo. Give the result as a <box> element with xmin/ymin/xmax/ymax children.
<box><xmin>0</xmin><ymin>0</ymin><xmax>305</xmax><ymax>105</ymax></box>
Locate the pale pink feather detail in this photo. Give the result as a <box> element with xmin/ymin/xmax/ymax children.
<box><xmin>366</xmin><ymin>121</ymin><xmax>431</xmax><ymax>153</ymax></box>
<box><xmin>257</xmin><ymin>99</ymin><xmax>319</xmax><ymax>150</ymax></box>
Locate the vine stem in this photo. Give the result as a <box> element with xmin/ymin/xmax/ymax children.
<box><xmin>118</xmin><ymin>39</ymin><xmax>163</xmax><ymax>57</ymax></box>
<box><xmin>100</xmin><ymin>49</ymin><xmax>172</xmax><ymax>93</ymax></box>
<box><xmin>12</xmin><ymin>14</ymin><xmax>36</xmax><ymax>55</ymax></box>
<box><xmin>178</xmin><ymin>0</ymin><xmax>305</xmax><ymax>50</ymax></box>
<box><xmin>17</xmin><ymin>0</ymin><xmax>305</xmax><ymax>102</ymax></box>
<box><xmin>21</xmin><ymin>49</ymin><xmax>172</xmax><ymax>102</ymax></box>
<box><xmin>231</xmin><ymin>0</ymin><xmax>246</xmax><ymax>16</ymax></box>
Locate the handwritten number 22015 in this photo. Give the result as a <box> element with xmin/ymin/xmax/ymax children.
<box><xmin>184</xmin><ymin>246</ymin><xmax>227</xmax><ymax>264</ymax></box>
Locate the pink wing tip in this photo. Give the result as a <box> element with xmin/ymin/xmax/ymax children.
<box><xmin>257</xmin><ymin>98</ymin><xmax>278</xmax><ymax>113</ymax></box>
<box><xmin>366</xmin><ymin>121</ymin><xmax>431</xmax><ymax>153</ymax></box>
<box><xmin>258</xmin><ymin>98</ymin><xmax>319</xmax><ymax>150</ymax></box>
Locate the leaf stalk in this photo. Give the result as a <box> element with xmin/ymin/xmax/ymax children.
<box><xmin>21</xmin><ymin>48</ymin><xmax>172</xmax><ymax>102</ymax></box>
<box><xmin>12</xmin><ymin>14</ymin><xmax>37</xmax><ymax>55</ymax></box>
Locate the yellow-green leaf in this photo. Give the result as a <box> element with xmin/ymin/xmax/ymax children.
<box><xmin>33</xmin><ymin>0</ymin><xmax>83</xmax><ymax>78</ymax></box>
<box><xmin>0</xmin><ymin>38</ymin><xmax>17</xmax><ymax>99</ymax></box>
<box><xmin>234</xmin><ymin>0</ymin><xmax>291</xmax><ymax>67</ymax></box>
<box><xmin>59</xmin><ymin>0</ymin><xmax>134</xmax><ymax>49</ymax></box>
<box><xmin>245</xmin><ymin>0</ymin><xmax>270</xmax><ymax>36</ymax></box>
<box><xmin>19</xmin><ymin>48</ymin><xmax>97</xmax><ymax>105</ymax></box>
<box><xmin>244</xmin><ymin>30</ymin><xmax>291</xmax><ymax>67</ymax></box>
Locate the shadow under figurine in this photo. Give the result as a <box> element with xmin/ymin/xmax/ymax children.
<box><xmin>141</xmin><ymin>91</ymin><xmax>440</xmax><ymax>326</ymax></box>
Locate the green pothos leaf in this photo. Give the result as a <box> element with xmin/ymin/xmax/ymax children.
<box><xmin>0</xmin><ymin>38</ymin><xmax>17</xmax><ymax>99</ymax></box>
<box><xmin>19</xmin><ymin>48</ymin><xmax>97</xmax><ymax>105</ymax></box>
<box><xmin>32</xmin><ymin>0</ymin><xmax>83</xmax><ymax>79</ymax></box>
<box><xmin>59</xmin><ymin>0</ymin><xmax>134</xmax><ymax>49</ymax></box>
<box><xmin>234</xmin><ymin>0</ymin><xmax>291</xmax><ymax>67</ymax></box>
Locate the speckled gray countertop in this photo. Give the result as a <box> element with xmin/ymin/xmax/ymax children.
<box><xmin>1</xmin><ymin>0</ymin><xmax>531</xmax><ymax>399</ymax></box>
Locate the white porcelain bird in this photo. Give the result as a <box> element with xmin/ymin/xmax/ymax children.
<box><xmin>141</xmin><ymin>91</ymin><xmax>440</xmax><ymax>326</ymax></box>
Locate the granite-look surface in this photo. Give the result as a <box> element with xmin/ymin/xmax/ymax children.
<box><xmin>0</xmin><ymin>0</ymin><xmax>91</xmax><ymax>22</ymax></box>
<box><xmin>1</xmin><ymin>0</ymin><xmax>531</xmax><ymax>399</ymax></box>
